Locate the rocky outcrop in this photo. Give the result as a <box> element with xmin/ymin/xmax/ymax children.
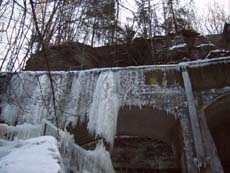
<box><xmin>25</xmin><ymin>32</ymin><xmax>229</xmax><ymax>71</ymax></box>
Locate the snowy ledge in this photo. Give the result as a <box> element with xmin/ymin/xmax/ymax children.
<box><xmin>0</xmin><ymin>136</ymin><xmax>64</xmax><ymax>173</ymax></box>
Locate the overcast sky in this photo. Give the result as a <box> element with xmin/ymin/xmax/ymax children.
<box><xmin>120</xmin><ymin>0</ymin><xmax>230</xmax><ymax>27</ymax></box>
<box><xmin>194</xmin><ymin>0</ymin><xmax>230</xmax><ymax>15</ymax></box>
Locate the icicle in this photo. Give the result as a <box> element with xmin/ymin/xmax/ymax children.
<box><xmin>25</xmin><ymin>74</ymin><xmax>51</xmax><ymax>123</ymax></box>
<box><xmin>41</xmin><ymin>120</ymin><xmax>115</xmax><ymax>173</ymax></box>
<box><xmin>0</xmin><ymin>124</ymin><xmax>8</xmax><ymax>138</ymax></box>
<box><xmin>80</xmin><ymin>141</ymin><xmax>115</xmax><ymax>173</ymax></box>
<box><xmin>0</xmin><ymin>64</ymin><xmax>187</xmax><ymax>132</ymax></box>
<box><xmin>0</xmin><ymin>123</ymin><xmax>42</xmax><ymax>141</ymax></box>
<box><xmin>87</xmin><ymin>71</ymin><xmax>120</xmax><ymax>146</ymax></box>
<box><xmin>76</xmin><ymin>71</ymin><xmax>98</xmax><ymax>121</ymax></box>
<box><xmin>1</xmin><ymin>73</ymin><xmax>28</xmax><ymax>125</ymax></box>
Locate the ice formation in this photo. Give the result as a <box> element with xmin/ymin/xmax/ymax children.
<box><xmin>0</xmin><ymin>119</ymin><xmax>115</xmax><ymax>173</ymax></box>
<box><xmin>0</xmin><ymin>56</ymin><xmax>230</xmax><ymax>172</ymax></box>
<box><xmin>0</xmin><ymin>123</ymin><xmax>42</xmax><ymax>140</ymax></box>
<box><xmin>0</xmin><ymin>65</ymin><xmax>185</xmax><ymax>144</ymax></box>
<box><xmin>1</xmin><ymin>56</ymin><xmax>229</xmax><ymax>144</ymax></box>
<box><xmin>42</xmin><ymin>119</ymin><xmax>115</xmax><ymax>173</ymax></box>
<box><xmin>184</xmin><ymin>56</ymin><xmax>230</xmax><ymax>68</ymax></box>
<box><xmin>81</xmin><ymin>141</ymin><xmax>115</xmax><ymax>173</ymax></box>
<box><xmin>87</xmin><ymin>71</ymin><xmax>120</xmax><ymax>146</ymax></box>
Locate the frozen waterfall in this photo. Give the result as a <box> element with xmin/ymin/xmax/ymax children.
<box><xmin>0</xmin><ymin>65</ymin><xmax>184</xmax><ymax>144</ymax></box>
<box><xmin>87</xmin><ymin>71</ymin><xmax>120</xmax><ymax>146</ymax></box>
<box><xmin>0</xmin><ymin>56</ymin><xmax>230</xmax><ymax>173</ymax></box>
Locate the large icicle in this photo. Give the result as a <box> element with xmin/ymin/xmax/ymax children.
<box><xmin>87</xmin><ymin>71</ymin><xmax>120</xmax><ymax>146</ymax></box>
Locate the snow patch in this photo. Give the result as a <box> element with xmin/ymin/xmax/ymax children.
<box><xmin>169</xmin><ymin>43</ymin><xmax>187</xmax><ymax>50</ymax></box>
<box><xmin>195</xmin><ymin>43</ymin><xmax>215</xmax><ymax>48</ymax></box>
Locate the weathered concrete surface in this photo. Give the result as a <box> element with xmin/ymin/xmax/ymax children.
<box><xmin>188</xmin><ymin>62</ymin><xmax>230</xmax><ymax>91</ymax></box>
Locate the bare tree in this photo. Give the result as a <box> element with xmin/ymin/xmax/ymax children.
<box><xmin>199</xmin><ymin>0</ymin><xmax>230</xmax><ymax>34</ymax></box>
<box><xmin>0</xmin><ymin>0</ymin><xmax>199</xmax><ymax>72</ymax></box>
<box><xmin>0</xmin><ymin>0</ymin><xmax>34</xmax><ymax>71</ymax></box>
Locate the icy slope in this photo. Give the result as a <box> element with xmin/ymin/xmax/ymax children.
<box><xmin>0</xmin><ymin>136</ymin><xmax>64</xmax><ymax>173</ymax></box>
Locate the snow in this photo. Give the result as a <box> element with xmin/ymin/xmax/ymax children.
<box><xmin>169</xmin><ymin>43</ymin><xmax>215</xmax><ymax>50</ymax></box>
<box><xmin>181</xmin><ymin>56</ymin><xmax>230</xmax><ymax>68</ymax></box>
<box><xmin>169</xmin><ymin>43</ymin><xmax>187</xmax><ymax>50</ymax></box>
<box><xmin>195</xmin><ymin>43</ymin><xmax>215</xmax><ymax>48</ymax></box>
<box><xmin>0</xmin><ymin>136</ymin><xmax>64</xmax><ymax>173</ymax></box>
<box><xmin>205</xmin><ymin>49</ymin><xmax>230</xmax><ymax>58</ymax></box>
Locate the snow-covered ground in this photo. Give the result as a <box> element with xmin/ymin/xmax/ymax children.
<box><xmin>0</xmin><ymin>136</ymin><xmax>64</xmax><ymax>173</ymax></box>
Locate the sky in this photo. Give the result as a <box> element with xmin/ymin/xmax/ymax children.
<box><xmin>120</xmin><ymin>0</ymin><xmax>230</xmax><ymax>33</ymax></box>
<box><xmin>121</xmin><ymin>0</ymin><xmax>230</xmax><ymax>21</ymax></box>
<box><xmin>194</xmin><ymin>0</ymin><xmax>230</xmax><ymax>15</ymax></box>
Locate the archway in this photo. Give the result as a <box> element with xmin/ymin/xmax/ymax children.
<box><xmin>112</xmin><ymin>106</ymin><xmax>182</xmax><ymax>173</ymax></box>
<box><xmin>205</xmin><ymin>94</ymin><xmax>230</xmax><ymax>172</ymax></box>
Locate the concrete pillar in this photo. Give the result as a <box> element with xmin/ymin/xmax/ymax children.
<box><xmin>180</xmin><ymin>65</ymin><xmax>224</xmax><ymax>173</ymax></box>
<box><xmin>179</xmin><ymin>114</ymin><xmax>198</xmax><ymax>173</ymax></box>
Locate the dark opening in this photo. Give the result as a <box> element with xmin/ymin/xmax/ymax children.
<box><xmin>205</xmin><ymin>95</ymin><xmax>230</xmax><ymax>172</ymax></box>
<box><xmin>113</xmin><ymin>106</ymin><xmax>182</xmax><ymax>173</ymax></box>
